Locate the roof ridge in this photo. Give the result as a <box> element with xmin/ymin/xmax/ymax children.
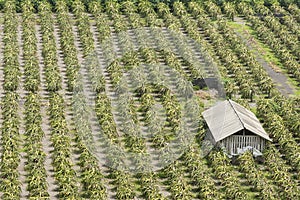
<box><xmin>228</xmin><ymin>100</ymin><xmax>245</xmax><ymax>129</ymax></box>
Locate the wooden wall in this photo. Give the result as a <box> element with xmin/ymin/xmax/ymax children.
<box><xmin>219</xmin><ymin>134</ymin><xmax>266</xmax><ymax>155</ymax></box>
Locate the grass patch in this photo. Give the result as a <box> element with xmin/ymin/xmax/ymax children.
<box><xmin>287</xmin><ymin>77</ymin><xmax>300</xmax><ymax>96</ymax></box>
<box><xmin>227</xmin><ymin>20</ymin><xmax>283</xmax><ymax>71</ymax></box>
<box><xmin>228</xmin><ymin>18</ymin><xmax>300</xmax><ymax>96</ymax></box>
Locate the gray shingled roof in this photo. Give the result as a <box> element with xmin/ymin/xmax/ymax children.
<box><xmin>202</xmin><ymin>100</ymin><xmax>272</xmax><ymax>142</ymax></box>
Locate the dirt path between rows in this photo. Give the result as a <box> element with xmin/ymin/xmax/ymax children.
<box><xmin>233</xmin><ymin>17</ymin><xmax>296</xmax><ymax>97</ymax></box>
<box><xmin>16</xmin><ymin>14</ymin><xmax>29</xmax><ymax>200</ymax></box>
<box><xmin>0</xmin><ymin>12</ymin><xmax>4</xmax><ymax>199</ymax></box>
<box><xmin>35</xmin><ymin>17</ymin><xmax>59</xmax><ymax>199</ymax></box>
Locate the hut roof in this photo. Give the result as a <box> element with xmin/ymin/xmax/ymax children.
<box><xmin>202</xmin><ymin>100</ymin><xmax>272</xmax><ymax>142</ymax></box>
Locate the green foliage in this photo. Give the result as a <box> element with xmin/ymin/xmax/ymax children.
<box><xmin>0</xmin><ymin>0</ymin><xmax>299</xmax><ymax>199</ymax></box>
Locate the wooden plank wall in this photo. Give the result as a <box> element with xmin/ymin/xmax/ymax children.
<box><xmin>219</xmin><ymin>135</ymin><xmax>265</xmax><ymax>154</ymax></box>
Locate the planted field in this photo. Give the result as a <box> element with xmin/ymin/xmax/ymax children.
<box><xmin>0</xmin><ymin>0</ymin><xmax>299</xmax><ymax>199</ymax></box>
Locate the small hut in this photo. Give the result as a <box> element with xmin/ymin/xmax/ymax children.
<box><xmin>202</xmin><ymin>100</ymin><xmax>272</xmax><ymax>155</ymax></box>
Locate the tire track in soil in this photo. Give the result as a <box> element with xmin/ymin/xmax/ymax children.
<box><xmin>52</xmin><ymin>14</ymin><xmax>82</xmax><ymax>193</ymax></box>
<box><xmin>16</xmin><ymin>14</ymin><xmax>29</xmax><ymax>200</ymax></box>
<box><xmin>35</xmin><ymin>17</ymin><xmax>59</xmax><ymax>199</ymax></box>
